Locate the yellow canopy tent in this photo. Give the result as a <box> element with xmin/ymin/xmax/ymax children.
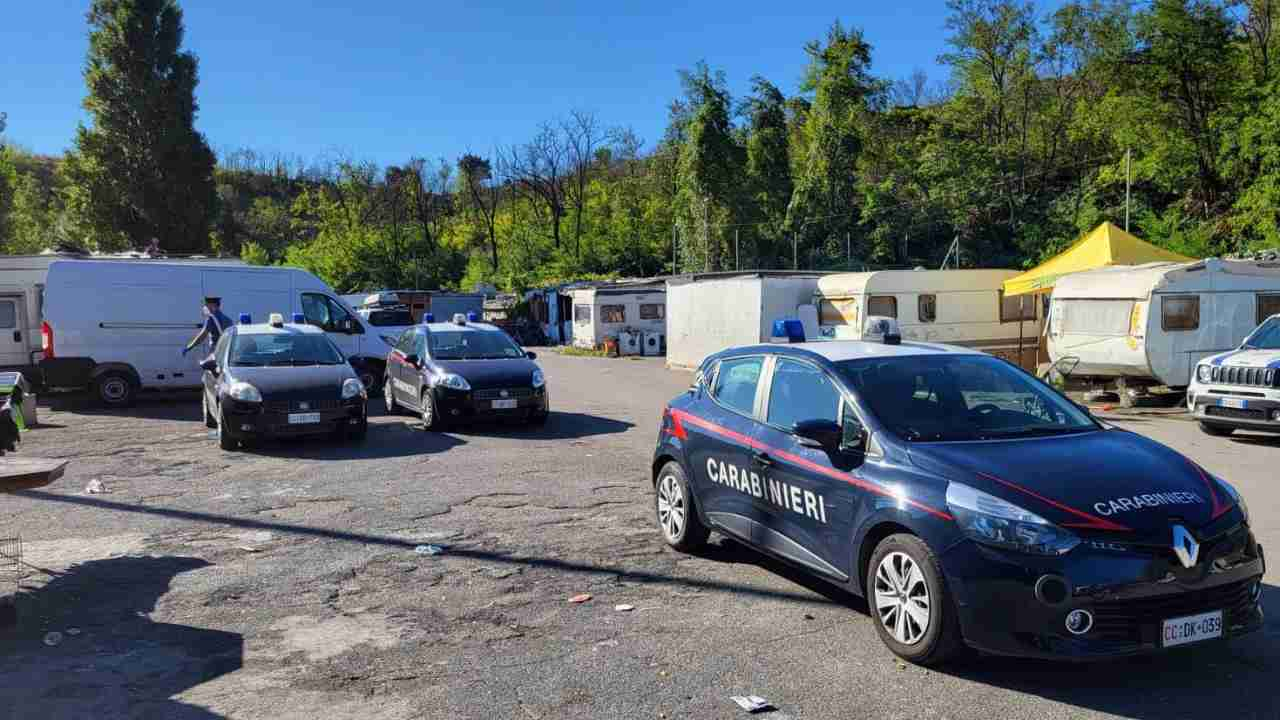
<box><xmin>1001</xmin><ymin>221</ymin><xmax>1193</xmax><ymax>297</ymax></box>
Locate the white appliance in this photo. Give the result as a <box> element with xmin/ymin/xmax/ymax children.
<box><xmin>642</xmin><ymin>332</ymin><xmax>664</xmax><ymax>356</ymax></box>
<box><xmin>618</xmin><ymin>330</ymin><xmax>641</xmax><ymax>355</ymax></box>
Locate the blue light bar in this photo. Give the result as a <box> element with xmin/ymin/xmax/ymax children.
<box><xmin>466</xmin><ymin>311</ymin><xmax>478</xmax><ymax>322</ymax></box>
<box><xmin>292</xmin><ymin>313</ymin><xmax>305</xmax><ymax>324</ymax></box>
<box><xmin>238</xmin><ymin>313</ymin><xmax>252</xmax><ymax>325</ymax></box>
<box><xmin>771</xmin><ymin>318</ymin><xmax>805</xmax><ymax>343</ymax></box>
<box><xmin>424</xmin><ymin>313</ymin><xmax>435</xmax><ymax>324</ymax></box>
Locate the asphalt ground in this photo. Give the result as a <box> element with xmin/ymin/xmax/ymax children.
<box><xmin>0</xmin><ymin>352</ymin><xmax>1277</xmax><ymax>719</ymax></box>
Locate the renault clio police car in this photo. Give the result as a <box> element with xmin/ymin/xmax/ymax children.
<box><xmin>201</xmin><ymin>313</ymin><xmax>368</xmax><ymax>450</ymax></box>
<box><xmin>652</xmin><ymin>317</ymin><xmax>1263</xmax><ymax>664</ymax></box>
<box><xmin>383</xmin><ymin>314</ymin><xmax>548</xmax><ymax>429</ymax></box>
<box><xmin>1188</xmin><ymin>314</ymin><xmax>1280</xmax><ymax>436</ymax></box>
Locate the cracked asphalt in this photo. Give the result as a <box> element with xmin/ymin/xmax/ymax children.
<box><xmin>1</xmin><ymin>352</ymin><xmax>1278</xmax><ymax>719</ymax></box>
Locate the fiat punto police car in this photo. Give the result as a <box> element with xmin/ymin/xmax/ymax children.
<box><xmin>652</xmin><ymin>318</ymin><xmax>1263</xmax><ymax>664</ymax></box>
<box><xmin>201</xmin><ymin>313</ymin><xmax>369</xmax><ymax>450</ymax></box>
<box><xmin>1189</xmin><ymin>314</ymin><xmax>1280</xmax><ymax>436</ymax></box>
<box><xmin>383</xmin><ymin>314</ymin><xmax>548</xmax><ymax>429</ymax></box>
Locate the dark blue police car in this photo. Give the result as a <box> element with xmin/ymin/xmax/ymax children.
<box><xmin>652</xmin><ymin>319</ymin><xmax>1264</xmax><ymax>664</ymax></box>
<box><xmin>383</xmin><ymin>314</ymin><xmax>548</xmax><ymax>429</ymax></box>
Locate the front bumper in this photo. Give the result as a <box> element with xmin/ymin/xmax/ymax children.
<box><xmin>941</xmin><ymin>523</ymin><xmax>1265</xmax><ymax>660</ymax></box>
<box><xmin>430</xmin><ymin>385</ymin><xmax>548</xmax><ymax>422</ymax></box>
<box><xmin>1188</xmin><ymin>384</ymin><xmax>1280</xmax><ymax>432</ymax></box>
<box><xmin>222</xmin><ymin>396</ymin><xmax>366</xmax><ymax>437</ymax></box>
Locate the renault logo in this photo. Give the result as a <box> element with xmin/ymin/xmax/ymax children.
<box><xmin>299</xmin><ymin>402</ymin><xmax>310</xmax><ymax>411</ymax></box>
<box><xmin>1172</xmin><ymin>524</ymin><xmax>1200</xmax><ymax>569</ymax></box>
<box><xmin>499</xmin><ymin>390</ymin><xmax>509</xmax><ymax>398</ymax></box>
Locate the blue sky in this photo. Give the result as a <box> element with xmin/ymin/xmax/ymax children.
<box><xmin>2</xmin><ymin>1</ymin><xmax>1054</xmax><ymax>168</ymax></box>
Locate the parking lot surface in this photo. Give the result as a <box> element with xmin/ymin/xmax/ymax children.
<box><xmin>1</xmin><ymin>352</ymin><xmax>1278</xmax><ymax>719</ymax></box>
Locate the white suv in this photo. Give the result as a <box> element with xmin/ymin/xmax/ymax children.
<box><xmin>1188</xmin><ymin>314</ymin><xmax>1280</xmax><ymax>436</ymax></box>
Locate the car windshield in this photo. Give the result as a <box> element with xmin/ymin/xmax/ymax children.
<box><xmin>836</xmin><ymin>354</ymin><xmax>1097</xmax><ymax>442</ymax></box>
<box><xmin>1241</xmin><ymin>317</ymin><xmax>1280</xmax><ymax>350</ymax></box>
<box><xmin>366</xmin><ymin>309</ymin><xmax>414</xmax><ymax>327</ymax></box>
<box><xmin>229</xmin><ymin>332</ymin><xmax>346</xmax><ymax>367</ymax></box>
<box><xmin>429</xmin><ymin>330</ymin><xmax>524</xmax><ymax>360</ymax></box>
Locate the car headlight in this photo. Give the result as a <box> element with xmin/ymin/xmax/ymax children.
<box><xmin>531</xmin><ymin>368</ymin><xmax>545</xmax><ymax>389</ymax></box>
<box><xmin>434</xmin><ymin>372</ymin><xmax>471</xmax><ymax>391</ymax></box>
<box><xmin>342</xmin><ymin>378</ymin><xmax>366</xmax><ymax>400</ymax></box>
<box><xmin>1219</xmin><ymin>477</ymin><xmax>1249</xmax><ymax>523</ymax></box>
<box><xmin>380</xmin><ymin>334</ymin><xmax>399</xmax><ymax>346</ymax></box>
<box><xmin>1196</xmin><ymin>364</ymin><xmax>1212</xmax><ymax>383</ymax></box>
<box><xmin>945</xmin><ymin>482</ymin><xmax>1080</xmax><ymax>556</ymax></box>
<box><xmin>228</xmin><ymin>381</ymin><xmax>262</xmax><ymax>403</ymax></box>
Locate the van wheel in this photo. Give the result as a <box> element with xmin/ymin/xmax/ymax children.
<box><xmin>94</xmin><ymin>371</ymin><xmax>137</xmax><ymax>408</ymax></box>
<box><xmin>868</xmin><ymin>534</ymin><xmax>963</xmax><ymax>666</ymax></box>
<box><xmin>1198</xmin><ymin>422</ymin><xmax>1234</xmax><ymax>437</ymax></box>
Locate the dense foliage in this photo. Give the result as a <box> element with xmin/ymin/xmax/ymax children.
<box><xmin>2</xmin><ymin>0</ymin><xmax>1279</xmax><ymax>292</ymax></box>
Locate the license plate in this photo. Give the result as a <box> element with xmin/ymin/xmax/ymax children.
<box><xmin>491</xmin><ymin>399</ymin><xmax>518</xmax><ymax>409</ymax></box>
<box><xmin>1162</xmin><ymin>610</ymin><xmax>1223</xmax><ymax>647</ymax></box>
<box><xmin>1219</xmin><ymin>398</ymin><xmax>1247</xmax><ymax>409</ymax></box>
<box><xmin>287</xmin><ymin>412</ymin><xmax>321</xmax><ymax>425</ymax></box>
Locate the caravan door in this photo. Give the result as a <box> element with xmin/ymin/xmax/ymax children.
<box><xmin>0</xmin><ymin>295</ymin><xmax>28</xmax><ymax>368</ymax></box>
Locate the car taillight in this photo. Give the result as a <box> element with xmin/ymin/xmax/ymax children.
<box><xmin>41</xmin><ymin>321</ymin><xmax>54</xmax><ymax>358</ymax></box>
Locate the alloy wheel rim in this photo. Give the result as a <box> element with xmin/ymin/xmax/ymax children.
<box><xmin>384</xmin><ymin>379</ymin><xmax>394</xmax><ymax>412</ymax></box>
<box><xmin>102</xmin><ymin>378</ymin><xmax>127</xmax><ymax>402</ymax></box>
<box><xmin>874</xmin><ymin>551</ymin><xmax>931</xmax><ymax>646</ymax></box>
<box><xmin>656</xmin><ymin>474</ymin><xmax>685</xmax><ymax>541</ymax></box>
<box><xmin>421</xmin><ymin>395</ymin><xmax>433</xmax><ymax>425</ymax></box>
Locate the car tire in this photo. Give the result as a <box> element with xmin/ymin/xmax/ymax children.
<box><xmin>94</xmin><ymin>371</ymin><xmax>137</xmax><ymax>408</ymax></box>
<box><xmin>420</xmin><ymin>390</ymin><xmax>441</xmax><ymax>431</ymax></box>
<box><xmin>867</xmin><ymin>534</ymin><xmax>963</xmax><ymax>666</ymax></box>
<box><xmin>1198</xmin><ymin>421</ymin><xmax>1235</xmax><ymax>437</ymax></box>
<box><xmin>217</xmin><ymin>406</ymin><xmax>239</xmax><ymax>451</ymax></box>
<box><xmin>654</xmin><ymin>461</ymin><xmax>709</xmax><ymax>552</ymax></box>
<box><xmin>384</xmin><ymin>377</ymin><xmax>400</xmax><ymax>415</ymax></box>
<box><xmin>202</xmin><ymin>392</ymin><xmax>218</xmax><ymax>429</ymax></box>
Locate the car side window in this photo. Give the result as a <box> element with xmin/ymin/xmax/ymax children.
<box><xmin>414</xmin><ymin>330</ymin><xmax>428</xmax><ymax>359</ymax></box>
<box><xmin>767</xmin><ymin>359</ymin><xmax>839</xmax><ymax>430</ymax></box>
<box><xmin>711</xmin><ymin>356</ymin><xmax>763</xmax><ymax>417</ymax></box>
<box><xmin>394</xmin><ymin>329</ymin><xmax>415</xmax><ymax>354</ymax></box>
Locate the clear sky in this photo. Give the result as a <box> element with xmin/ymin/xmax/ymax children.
<box><xmin>2</xmin><ymin>1</ymin><xmax>1054</xmax><ymax>168</ymax></box>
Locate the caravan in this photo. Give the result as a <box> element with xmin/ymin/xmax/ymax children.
<box><xmin>41</xmin><ymin>260</ymin><xmax>395</xmax><ymax>406</ymax></box>
<box><xmin>813</xmin><ymin>269</ymin><xmax>1041</xmax><ymax>370</ymax></box>
<box><xmin>1047</xmin><ymin>258</ymin><xmax>1280</xmax><ymax>392</ymax></box>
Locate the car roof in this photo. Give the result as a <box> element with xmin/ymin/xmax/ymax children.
<box><xmin>232</xmin><ymin>323</ymin><xmax>326</xmax><ymax>336</ymax></box>
<box><xmin>716</xmin><ymin>339</ymin><xmax>982</xmax><ymax>364</ymax></box>
<box><xmin>419</xmin><ymin>321</ymin><xmax>505</xmax><ymax>333</ymax></box>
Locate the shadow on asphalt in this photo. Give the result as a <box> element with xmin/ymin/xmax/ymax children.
<box><xmin>0</xmin><ymin>555</ymin><xmax>241</xmax><ymax>720</ymax></box>
<box><xmin>43</xmin><ymin>390</ymin><xmax>203</xmax><ymax>423</ymax></box>
<box><xmin>1228</xmin><ymin>433</ymin><xmax>1280</xmax><ymax>448</ymax></box>
<box><xmin>440</xmin><ymin>411</ymin><xmax>634</xmax><ymax>441</ymax></box>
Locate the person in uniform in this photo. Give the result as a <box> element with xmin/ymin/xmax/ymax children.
<box><xmin>183</xmin><ymin>297</ymin><xmax>233</xmax><ymax>357</ymax></box>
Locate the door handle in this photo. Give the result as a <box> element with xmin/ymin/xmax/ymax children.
<box><xmin>12</xmin><ymin>331</ymin><xmax>19</xmax><ymax>342</ymax></box>
<box><xmin>752</xmin><ymin>451</ymin><xmax>774</xmax><ymax>467</ymax></box>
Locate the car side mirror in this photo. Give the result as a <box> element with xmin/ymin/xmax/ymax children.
<box><xmin>840</xmin><ymin>417</ymin><xmax>867</xmax><ymax>453</ymax></box>
<box><xmin>200</xmin><ymin>357</ymin><xmax>219</xmax><ymax>374</ymax></box>
<box><xmin>404</xmin><ymin>353</ymin><xmax>420</xmax><ymax>368</ymax></box>
<box><xmin>794</xmin><ymin>418</ymin><xmax>843</xmax><ymax>451</ymax></box>
<box><xmin>338</xmin><ymin>318</ymin><xmax>356</xmax><ymax>334</ymax></box>
<box><xmin>526</xmin><ymin>351</ymin><xmax>537</xmax><ymax>360</ymax></box>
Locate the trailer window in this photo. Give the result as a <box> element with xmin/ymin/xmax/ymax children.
<box><xmin>573</xmin><ymin>305</ymin><xmax>591</xmax><ymax>323</ymax></box>
<box><xmin>639</xmin><ymin>303</ymin><xmax>665</xmax><ymax>320</ymax></box>
<box><xmin>918</xmin><ymin>294</ymin><xmax>937</xmax><ymax>323</ymax></box>
<box><xmin>819</xmin><ymin>298</ymin><xmax>858</xmax><ymax>325</ymax></box>
<box><xmin>868</xmin><ymin>295</ymin><xmax>898</xmax><ymax>319</ymax></box>
<box><xmin>0</xmin><ymin>301</ymin><xmax>15</xmax><ymax>329</ymax></box>
<box><xmin>999</xmin><ymin>291</ymin><xmax>1036</xmax><ymax>322</ymax></box>
<box><xmin>601</xmin><ymin>305</ymin><xmax>626</xmax><ymax>324</ymax></box>
<box><xmin>1257</xmin><ymin>294</ymin><xmax>1280</xmax><ymax>325</ymax></box>
<box><xmin>1058</xmin><ymin>299</ymin><xmax>1134</xmax><ymax>336</ymax></box>
<box><xmin>1161</xmin><ymin>295</ymin><xmax>1200</xmax><ymax>332</ymax></box>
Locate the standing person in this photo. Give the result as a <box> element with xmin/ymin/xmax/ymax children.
<box><xmin>182</xmin><ymin>297</ymin><xmax>232</xmax><ymax>357</ymax></box>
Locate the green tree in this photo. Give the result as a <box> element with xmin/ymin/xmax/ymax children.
<box><xmin>61</xmin><ymin>0</ymin><xmax>217</xmax><ymax>253</ymax></box>
<box><xmin>675</xmin><ymin>63</ymin><xmax>743</xmax><ymax>271</ymax></box>
<box><xmin>743</xmin><ymin>77</ymin><xmax>793</xmax><ymax>267</ymax></box>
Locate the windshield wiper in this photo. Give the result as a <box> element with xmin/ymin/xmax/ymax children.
<box><xmin>231</xmin><ymin>361</ymin><xmax>264</xmax><ymax>367</ymax></box>
<box><xmin>979</xmin><ymin>426</ymin><xmax>1090</xmax><ymax>439</ymax></box>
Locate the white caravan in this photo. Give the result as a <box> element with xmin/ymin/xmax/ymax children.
<box><xmin>813</xmin><ymin>269</ymin><xmax>1041</xmax><ymax>370</ymax></box>
<box><xmin>1047</xmin><ymin>258</ymin><xmax>1280</xmax><ymax>391</ymax></box>
<box><xmin>42</xmin><ymin>260</ymin><xmax>393</xmax><ymax>405</ymax></box>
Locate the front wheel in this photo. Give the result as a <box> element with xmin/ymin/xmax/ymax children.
<box><xmin>217</xmin><ymin>406</ymin><xmax>239</xmax><ymax>451</ymax></box>
<box><xmin>94</xmin><ymin>371</ymin><xmax>137</xmax><ymax>408</ymax></box>
<box><xmin>384</xmin><ymin>377</ymin><xmax>399</xmax><ymax>415</ymax></box>
<box><xmin>420</xmin><ymin>390</ymin><xmax>441</xmax><ymax>431</ymax></box>
<box><xmin>1198</xmin><ymin>421</ymin><xmax>1235</xmax><ymax>437</ymax></box>
<box><xmin>654</xmin><ymin>462</ymin><xmax>708</xmax><ymax>552</ymax></box>
<box><xmin>868</xmin><ymin>534</ymin><xmax>963</xmax><ymax>666</ymax></box>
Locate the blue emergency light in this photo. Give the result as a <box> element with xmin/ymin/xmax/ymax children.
<box><xmin>238</xmin><ymin>313</ymin><xmax>252</xmax><ymax>325</ymax></box>
<box><xmin>424</xmin><ymin>313</ymin><xmax>435</xmax><ymax>324</ymax></box>
<box><xmin>771</xmin><ymin>318</ymin><xmax>805</xmax><ymax>344</ymax></box>
<box><xmin>292</xmin><ymin>313</ymin><xmax>305</xmax><ymax>324</ymax></box>
<box><xmin>466</xmin><ymin>311</ymin><xmax>478</xmax><ymax>322</ymax></box>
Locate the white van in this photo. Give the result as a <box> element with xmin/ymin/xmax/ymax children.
<box><xmin>1048</xmin><ymin>258</ymin><xmax>1280</xmax><ymax>393</ymax></box>
<box><xmin>41</xmin><ymin>260</ymin><xmax>394</xmax><ymax>406</ymax></box>
<box><xmin>813</xmin><ymin>269</ymin><xmax>1042</xmax><ymax>370</ymax></box>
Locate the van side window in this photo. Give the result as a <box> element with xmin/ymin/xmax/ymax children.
<box><xmin>918</xmin><ymin>294</ymin><xmax>937</xmax><ymax>323</ymax></box>
<box><xmin>1162</xmin><ymin>295</ymin><xmax>1200</xmax><ymax>331</ymax></box>
<box><xmin>999</xmin><ymin>291</ymin><xmax>1035</xmax><ymax>322</ymax></box>
<box><xmin>302</xmin><ymin>293</ymin><xmax>358</xmax><ymax>333</ymax></box>
<box><xmin>1257</xmin><ymin>294</ymin><xmax>1280</xmax><ymax>325</ymax></box>
<box><xmin>868</xmin><ymin>296</ymin><xmax>897</xmax><ymax>318</ymax></box>
<box><xmin>711</xmin><ymin>356</ymin><xmax>764</xmax><ymax>417</ymax></box>
<box><xmin>0</xmin><ymin>300</ymin><xmax>15</xmax><ymax>329</ymax></box>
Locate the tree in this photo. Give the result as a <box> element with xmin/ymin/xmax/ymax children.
<box><xmin>504</xmin><ymin>127</ymin><xmax>567</xmax><ymax>250</ymax></box>
<box><xmin>675</xmin><ymin>62</ymin><xmax>744</xmax><ymax>271</ymax></box>
<box><xmin>457</xmin><ymin>154</ymin><xmax>502</xmax><ymax>271</ymax></box>
<box><xmin>743</xmin><ymin>77</ymin><xmax>793</xmax><ymax>267</ymax></box>
<box><xmin>563</xmin><ymin>110</ymin><xmax>607</xmax><ymax>257</ymax></box>
<box><xmin>61</xmin><ymin>0</ymin><xmax>217</xmax><ymax>253</ymax></box>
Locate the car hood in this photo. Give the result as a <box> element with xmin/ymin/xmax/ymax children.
<box><xmin>906</xmin><ymin>429</ymin><xmax>1233</xmax><ymax>535</ymax></box>
<box><xmin>1204</xmin><ymin>348</ymin><xmax>1280</xmax><ymax>368</ymax></box>
<box><xmin>431</xmin><ymin>358</ymin><xmax>538</xmax><ymax>390</ymax></box>
<box><xmin>227</xmin><ymin>364</ymin><xmax>355</xmax><ymax>397</ymax></box>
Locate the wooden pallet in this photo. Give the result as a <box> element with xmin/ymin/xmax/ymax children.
<box><xmin>0</xmin><ymin>459</ymin><xmax>68</xmax><ymax>492</ymax></box>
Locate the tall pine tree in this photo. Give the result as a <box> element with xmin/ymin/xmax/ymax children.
<box><xmin>62</xmin><ymin>0</ymin><xmax>217</xmax><ymax>253</ymax></box>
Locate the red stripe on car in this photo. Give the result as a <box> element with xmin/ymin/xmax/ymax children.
<box><xmin>975</xmin><ymin>471</ymin><xmax>1132</xmax><ymax>532</ymax></box>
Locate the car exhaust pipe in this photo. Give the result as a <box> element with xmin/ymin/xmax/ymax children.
<box><xmin>1034</xmin><ymin>574</ymin><xmax>1071</xmax><ymax>606</ymax></box>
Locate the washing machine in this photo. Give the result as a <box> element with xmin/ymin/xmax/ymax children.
<box><xmin>642</xmin><ymin>331</ymin><xmax>664</xmax><ymax>356</ymax></box>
